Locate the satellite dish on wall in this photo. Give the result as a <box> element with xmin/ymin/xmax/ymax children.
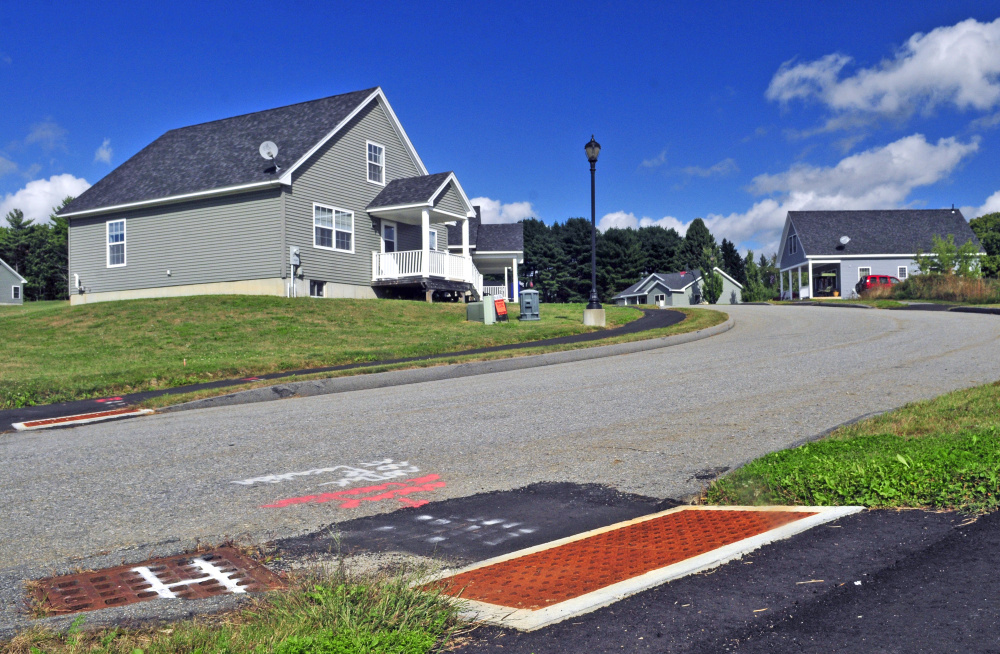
<box><xmin>840</xmin><ymin>235</ymin><xmax>851</xmax><ymax>245</ymax></box>
<box><xmin>259</xmin><ymin>141</ymin><xmax>279</xmax><ymax>160</ymax></box>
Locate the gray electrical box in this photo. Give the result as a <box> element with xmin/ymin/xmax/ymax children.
<box><xmin>467</xmin><ymin>295</ymin><xmax>496</xmax><ymax>324</ymax></box>
<box><xmin>289</xmin><ymin>246</ymin><xmax>301</xmax><ymax>267</ymax></box>
<box><xmin>519</xmin><ymin>290</ymin><xmax>540</xmax><ymax>320</ymax></box>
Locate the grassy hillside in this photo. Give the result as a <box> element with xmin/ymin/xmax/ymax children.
<box><xmin>0</xmin><ymin>296</ymin><xmax>645</xmax><ymax>409</ymax></box>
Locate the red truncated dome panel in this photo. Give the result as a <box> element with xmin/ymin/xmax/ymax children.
<box><xmin>435</xmin><ymin>509</ymin><xmax>815</xmax><ymax>610</ymax></box>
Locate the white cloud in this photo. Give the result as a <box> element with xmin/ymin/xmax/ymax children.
<box><xmin>24</xmin><ymin>121</ymin><xmax>68</xmax><ymax>151</ymax></box>
<box><xmin>469</xmin><ymin>196</ymin><xmax>537</xmax><ymax>223</ymax></box>
<box><xmin>602</xmin><ymin>133</ymin><xmax>978</xmax><ymax>254</ymax></box>
<box><xmin>598</xmin><ymin>210</ymin><xmax>688</xmax><ymax>234</ymax></box>
<box><xmin>681</xmin><ymin>158</ymin><xmax>739</xmax><ymax>177</ymax></box>
<box><xmin>0</xmin><ymin>174</ymin><xmax>91</xmax><ymax>223</ymax></box>
<box><xmin>640</xmin><ymin>150</ymin><xmax>667</xmax><ymax>168</ymax></box>
<box><xmin>0</xmin><ymin>156</ymin><xmax>16</xmax><ymax>178</ymax></box>
<box><xmin>768</xmin><ymin>18</ymin><xmax>1000</xmax><ymax>121</ymax></box>
<box><xmin>94</xmin><ymin>138</ymin><xmax>112</xmax><ymax>164</ymax></box>
<box><xmin>961</xmin><ymin>190</ymin><xmax>1000</xmax><ymax>219</ymax></box>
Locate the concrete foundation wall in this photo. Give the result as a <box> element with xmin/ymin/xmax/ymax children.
<box><xmin>69</xmin><ymin>278</ymin><xmax>288</xmax><ymax>305</ymax></box>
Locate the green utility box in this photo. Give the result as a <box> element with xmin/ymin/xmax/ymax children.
<box><xmin>467</xmin><ymin>296</ymin><xmax>496</xmax><ymax>324</ymax></box>
<box><xmin>519</xmin><ymin>290</ymin><xmax>540</xmax><ymax>321</ymax></box>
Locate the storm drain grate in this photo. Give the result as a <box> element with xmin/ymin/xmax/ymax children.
<box><xmin>31</xmin><ymin>547</ymin><xmax>283</xmax><ymax>615</ymax></box>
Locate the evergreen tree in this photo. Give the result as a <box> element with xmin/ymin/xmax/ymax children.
<box><xmin>559</xmin><ymin>217</ymin><xmax>598</xmax><ymax>302</ymax></box>
<box><xmin>970</xmin><ymin>212</ymin><xmax>1000</xmax><ymax>278</ymax></box>
<box><xmin>741</xmin><ymin>249</ymin><xmax>768</xmax><ymax>302</ymax></box>
<box><xmin>639</xmin><ymin>225</ymin><xmax>682</xmax><ymax>274</ymax></box>
<box><xmin>720</xmin><ymin>238</ymin><xmax>746</xmax><ymax>284</ymax></box>
<box><xmin>681</xmin><ymin>218</ymin><xmax>715</xmax><ymax>270</ymax></box>
<box><xmin>597</xmin><ymin>227</ymin><xmax>645</xmax><ymax>297</ymax></box>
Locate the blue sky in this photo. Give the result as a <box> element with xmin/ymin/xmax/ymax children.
<box><xmin>3</xmin><ymin>1</ymin><xmax>1000</xmax><ymax>254</ymax></box>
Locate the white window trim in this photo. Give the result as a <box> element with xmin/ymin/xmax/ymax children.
<box><xmin>12</xmin><ymin>285</ymin><xmax>20</xmax><ymax>300</ymax></box>
<box><xmin>898</xmin><ymin>266</ymin><xmax>908</xmax><ymax>279</ymax></box>
<box><xmin>366</xmin><ymin>140</ymin><xmax>386</xmax><ymax>186</ymax></box>
<box><xmin>106</xmin><ymin>219</ymin><xmax>126</xmax><ymax>268</ymax></box>
<box><xmin>312</xmin><ymin>203</ymin><xmax>355</xmax><ymax>254</ymax></box>
<box><xmin>858</xmin><ymin>266</ymin><xmax>871</xmax><ymax>280</ymax></box>
<box><xmin>654</xmin><ymin>293</ymin><xmax>666</xmax><ymax>302</ymax></box>
<box><xmin>309</xmin><ymin>280</ymin><xmax>326</xmax><ymax>298</ymax></box>
<box><xmin>787</xmin><ymin>234</ymin><xmax>798</xmax><ymax>255</ymax></box>
<box><xmin>428</xmin><ymin>228</ymin><xmax>438</xmax><ymax>251</ymax></box>
<box><xmin>381</xmin><ymin>220</ymin><xmax>397</xmax><ymax>253</ymax></box>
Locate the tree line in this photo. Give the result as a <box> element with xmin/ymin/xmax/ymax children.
<box><xmin>519</xmin><ymin>217</ymin><xmax>783</xmax><ymax>303</ymax></box>
<box><xmin>1</xmin><ymin>199</ymin><xmax>73</xmax><ymax>301</ymax></box>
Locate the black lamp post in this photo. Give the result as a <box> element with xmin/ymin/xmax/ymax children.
<box><xmin>585</xmin><ymin>135</ymin><xmax>602</xmax><ymax>310</ymax></box>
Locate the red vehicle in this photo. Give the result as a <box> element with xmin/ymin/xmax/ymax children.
<box><xmin>855</xmin><ymin>274</ymin><xmax>901</xmax><ymax>295</ymax></box>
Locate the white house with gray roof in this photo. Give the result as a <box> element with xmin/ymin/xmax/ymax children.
<box><xmin>0</xmin><ymin>257</ymin><xmax>27</xmax><ymax>305</ymax></box>
<box><xmin>59</xmin><ymin>87</ymin><xmax>483</xmax><ymax>304</ymax></box>
<box><xmin>612</xmin><ymin>268</ymin><xmax>743</xmax><ymax>306</ymax></box>
<box><xmin>777</xmin><ymin>209</ymin><xmax>985</xmax><ymax>299</ymax></box>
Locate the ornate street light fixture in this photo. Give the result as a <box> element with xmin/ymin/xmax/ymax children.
<box><xmin>585</xmin><ymin>135</ymin><xmax>601</xmax><ymax>310</ymax></box>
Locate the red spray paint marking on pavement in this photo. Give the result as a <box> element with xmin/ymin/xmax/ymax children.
<box><xmin>262</xmin><ymin>474</ymin><xmax>445</xmax><ymax>509</ymax></box>
<box><xmin>95</xmin><ymin>397</ymin><xmax>124</xmax><ymax>403</ymax></box>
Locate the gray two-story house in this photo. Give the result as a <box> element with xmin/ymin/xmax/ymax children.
<box><xmin>0</xmin><ymin>257</ymin><xmax>26</xmax><ymax>305</ymax></box>
<box><xmin>60</xmin><ymin>87</ymin><xmax>482</xmax><ymax>305</ymax></box>
<box><xmin>777</xmin><ymin>209</ymin><xmax>984</xmax><ymax>299</ymax></box>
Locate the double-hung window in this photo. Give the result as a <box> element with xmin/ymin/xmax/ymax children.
<box><xmin>428</xmin><ymin>229</ymin><xmax>438</xmax><ymax>251</ymax></box>
<box><xmin>858</xmin><ymin>266</ymin><xmax>871</xmax><ymax>280</ymax></box>
<box><xmin>314</xmin><ymin>204</ymin><xmax>353</xmax><ymax>252</ymax></box>
<box><xmin>12</xmin><ymin>286</ymin><xmax>20</xmax><ymax>300</ymax></box>
<box><xmin>107</xmin><ymin>219</ymin><xmax>126</xmax><ymax>267</ymax></box>
<box><xmin>787</xmin><ymin>234</ymin><xmax>798</xmax><ymax>255</ymax></box>
<box><xmin>367</xmin><ymin>141</ymin><xmax>385</xmax><ymax>185</ymax></box>
<box><xmin>898</xmin><ymin>266</ymin><xmax>908</xmax><ymax>279</ymax></box>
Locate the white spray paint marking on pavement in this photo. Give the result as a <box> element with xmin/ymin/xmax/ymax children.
<box><xmin>131</xmin><ymin>557</ymin><xmax>246</xmax><ymax>599</ymax></box>
<box><xmin>375</xmin><ymin>513</ymin><xmax>538</xmax><ymax>547</ymax></box>
<box><xmin>231</xmin><ymin>459</ymin><xmax>419</xmax><ymax>488</ymax></box>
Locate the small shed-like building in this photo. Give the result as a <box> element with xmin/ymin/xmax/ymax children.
<box><xmin>612</xmin><ymin>267</ymin><xmax>743</xmax><ymax>306</ymax></box>
<box><xmin>0</xmin><ymin>258</ymin><xmax>27</xmax><ymax>305</ymax></box>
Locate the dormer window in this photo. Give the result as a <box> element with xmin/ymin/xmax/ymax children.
<box><xmin>367</xmin><ymin>141</ymin><xmax>385</xmax><ymax>185</ymax></box>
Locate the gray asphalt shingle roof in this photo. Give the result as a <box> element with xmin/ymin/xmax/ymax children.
<box><xmin>789</xmin><ymin>209</ymin><xmax>983</xmax><ymax>256</ymax></box>
<box><xmin>60</xmin><ymin>87</ymin><xmax>379</xmax><ymax>215</ymax></box>
<box><xmin>613</xmin><ymin>271</ymin><xmax>701</xmax><ymax>298</ymax></box>
<box><xmin>446</xmin><ymin>207</ymin><xmax>523</xmax><ymax>252</ymax></box>
<box><xmin>367</xmin><ymin>172</ymin><xmax>453</xmax><ymax>209</ymax></box>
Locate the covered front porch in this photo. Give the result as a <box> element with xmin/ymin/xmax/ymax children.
<box><xmin>779</xmin><ymin>259</ymin><xmax>842</xmax><ymax>299</ymax></box>
<box><xmin>367</xmin><ymin>171</ymin><xmax>482</xmax><ymax>301</ymax></box>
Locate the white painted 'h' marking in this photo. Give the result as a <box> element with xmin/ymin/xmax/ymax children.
<box><xmin>132</xmin><ymin>557</ymin><xmax>247</xmax><ymax>599</ymax></box>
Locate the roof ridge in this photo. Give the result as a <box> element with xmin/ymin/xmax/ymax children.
<box><xmin>163</xmin><ymin>87</ymin><xmax>380</xmax><ymax>133</ymax></box>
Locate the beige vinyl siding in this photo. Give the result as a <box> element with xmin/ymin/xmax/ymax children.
<box><xmin>285</xmin><ymin>99</ymin><xmax>423</xmax><ymax>286</ymax></box>
<box><xmin>434</xmin><ymin>182</ymin><xmax>467</xmax><ymax>217</ymax></box>
<box><xmin>68</xmin><ymin>189</ymin><xmax>282</xmax><ymax>296</ymax></box>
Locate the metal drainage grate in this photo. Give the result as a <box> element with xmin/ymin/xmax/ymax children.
<box><xmin>32</xmin><ymin>547</ymin><xmax>283</xmax><ymax>615</ymax></box>
<box><xmin>435</xmin><ymin>509</ymin><xmax>815</xmax><ymax>610</ymax></box>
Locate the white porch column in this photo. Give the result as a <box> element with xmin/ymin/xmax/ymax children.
<box><xmin>503</xmin><ymin>267</ymin><xmax>508</xmax><ymax>300</ymax></box>
<box><xmin>779</xmin><ymin>270</ymin><xmax>784</xmax><ymax>299</ymax></box>
<box><xmin>512</xmin><ymin>257</ymin><xmax>519</xmax><ymax>303</ymax></box>
<box><xmin>461</xmin><ymin>218</ymin><xmax>470</xmax><ymax>258</ymax></box>
<box><xmin>787</xmin><ymin>269</ymin><xmax>793</xmax><ymax>299</ymax></box>
<box><xmin>806</xmin><ymin>260</ymin><xmax>813</xmax><ymax>299</ymax></box>
<box><xmin>420</xmin><ymin>209</ymin><xmax>430</xmax><ymax>278</ymax></box>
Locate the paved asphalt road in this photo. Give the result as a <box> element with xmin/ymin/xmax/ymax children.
<box><xmin>3</xmin><ymin>305</ymin><xmax>1000</xmax><ymax>573</ymax></box>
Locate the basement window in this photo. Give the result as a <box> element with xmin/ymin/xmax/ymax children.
<box><xmin>309</xmin><ymin>280</ymin><xmax>325</xmax><ymax>298</ymax></box>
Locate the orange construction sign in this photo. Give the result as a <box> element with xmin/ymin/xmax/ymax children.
<box><xmin>494</xmin><ymin>298</ymin><xmax>508</xmax><ymax>321</ymax></box>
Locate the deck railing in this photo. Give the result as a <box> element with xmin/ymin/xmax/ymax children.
<box><xmin>373</xmin><ymin>250</ymin><xmax>483</xmax><ymax>295</ymax></box>
<box><xmin>483</xmin><ymin>285</ymin><xmax>507</xmax><ymax>299</ymax></box>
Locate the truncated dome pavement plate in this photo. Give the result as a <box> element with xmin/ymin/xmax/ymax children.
<box><xmin>428</xmin><ymin>505</ymin><xmax>863</xmax><ymax>631</ymax></box>
<box><xmin>32</xmin><ymin>547</ymin><xmax>283</xmax><ymax>615</ymax></box>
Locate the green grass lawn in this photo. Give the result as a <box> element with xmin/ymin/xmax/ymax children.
<box><xmin>8</xmin><ymin>569</ymin><xmax>465</xmax><ymax>654</ymax></box>
<box><xmin>0</xmin><ymin>296</ymin><xmax>654</xmax><ymax>409</ymax></box>
<box><xmin>706</xmin><ymin>381</ymin><xmax>1000</xmax><ymax>513</ymax></box>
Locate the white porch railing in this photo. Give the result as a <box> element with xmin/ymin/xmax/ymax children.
<box><xmin>373</xmin><ymin>250</ymin><xmax>484</xmax><ymax>296</ymax></box>
<box><xmin>483</xmin><ymin>285</ymin><xmax>507</xmax><ymax>299</ymax></box>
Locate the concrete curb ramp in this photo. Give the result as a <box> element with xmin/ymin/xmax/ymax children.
<box><xmin>160</xmin><ymin>316</ymin><xmax>735</xmax><ymax>414</ymax></box>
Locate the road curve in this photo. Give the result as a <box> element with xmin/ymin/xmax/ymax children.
<box><xmin>2</xmin><ymin>306</ymin><xmax>999</xmax><ymax>572</ymax></box>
